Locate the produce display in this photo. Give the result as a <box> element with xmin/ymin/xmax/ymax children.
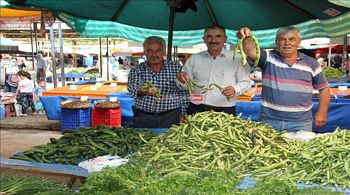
<box><xmin>10</xmin><ymin>126</ymin><xmax>156</xmax><ymax>165</ymax></box>
<box><xmin>84</xmin><ymin>68</ymin><xmax>99</xmax><ymax>79</ymax></box>
<box><xmin>136</xmin><ymin>111</ymin><xmax>297</xmax><ymax>175</ymax></box>
<box><xmin>80</xmin><ymin>160</ymin><xmax>344</xmax><ymax>194</ymax></box>
<box><xmin>0</xmin><ymin>176</ymin><xmax>74</xmax><ymax>195</ymax></box>
<box><xmin>5</xmin><ymin>111</ymin><xmax>350</xmax><ymax>193</ymax></box>
<box><xmin>323</xmin><ymin>66</ymin><xmax>344</xmax><ymax>79</ymax></box>
<box><xmin>135</xmin><ymin>111</ymin><xmax>350</xmax><ymax>188</ymax></box>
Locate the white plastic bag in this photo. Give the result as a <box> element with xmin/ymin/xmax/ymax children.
<box><xmin>78</xmin><ymin>155</ymin><xmax>128</xmax><ymax>173</ymax></box>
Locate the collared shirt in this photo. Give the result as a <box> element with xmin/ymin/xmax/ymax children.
<box><xmin>258</xmin><ymin>50</ymin><xmax>329</xmax><ymax>121</ymax></box>
<box><xmin>36</xmin><ymin>58</ymin><xmax>47</xmax><ymax>70</ymax></box>
<box><xmin>182</xmin><ymin>49</ymin><xmax>251</xmax><ymax>107</ymax></box>
<box><xmin>128</xmin><ymin>60</ymin><xmax>189</xmax><ymax>114</ymax></box>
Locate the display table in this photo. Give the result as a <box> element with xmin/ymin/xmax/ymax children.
<box><xmin>41</xmin><ymin>92</ymin><xmax>350</xmax><ymax>132</ymax></box>
<box><xmin>236</xmin><ymin>101</ymin><xmax>350</xmax><ymax>133</ymax></box>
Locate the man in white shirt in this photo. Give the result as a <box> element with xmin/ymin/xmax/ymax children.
<box><xmin>177</xmin><ymin>25</ymin><xmax>251</xmax><ymax>115</ymax></box>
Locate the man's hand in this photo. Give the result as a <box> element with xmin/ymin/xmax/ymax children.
<box><xmin>314</xmin><ymin>111</ymin><xmax>327</xmax><ymax>128</ymax></box>
<box><xmin>137</xmin><ymin>87</ymin><xmax>158</xmax><ymax>96</ymax></box>
<box><xmin>222</xmin><ymin>86</ymin><xmax>236</xmax><ymax>98</ymax></box>
<box><xmin>176</xmin><ymin>72</ymin><xmax>188</xmax><ymax>84</ymax></box>
<box><xmin>237</xmin><ymin>27</ymin><xmax>252</xmax><ymax>38</ymax></box>
<box><xmin>179</xmin><ymin>114</ymin><xmax>186</xmax><ymax>123</ymax></box>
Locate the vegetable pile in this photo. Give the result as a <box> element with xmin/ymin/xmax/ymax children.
<box><xmin>135</xmin><ymin>111</ymin><xmax>350</xmax><ymax>188</ymax></box>
<box><xmin>80</xmin><ymin>160</ymin><xmax>345</xmax><ymax>194</ymax></box>
<box><xmin>136</xmin><ymin>111</ymin><xmax>298</xmax><ymax>176</ymax></box>
<box><xmin>10</xmin><ymin>126</ymin><xmax>156</xmax><ymax>165</ymax></box>
<box><xmin>323</xmin><ymin>66</ymin><xmax>344</xmax><ymax>79</ymax></box>
<box><xmin>0</xmin><ymin>176</ymin><xmax>74</xmax><ymax>195</ymax></box>
<box><xmin>276</xmin><ymin>129</ymin><xmax>350</xmax><ymax>188</ymax></box>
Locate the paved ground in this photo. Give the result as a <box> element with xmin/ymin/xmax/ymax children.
<box><xmin>0</xmin><ymin>115</ymin><xmax>62</xmax><ymax>157</ymax></box>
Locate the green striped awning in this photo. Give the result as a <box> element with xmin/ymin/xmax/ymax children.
<box><xmin>57</xmin><ymin>11</ymin><xmax>349</xmax><ymax>48</ymax></box>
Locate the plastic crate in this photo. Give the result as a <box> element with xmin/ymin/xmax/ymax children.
<box><xmin>60</xmin><ymin>108</ymin><xmax>91</xmax><ymax>133</ymax></box>
<box><xmin>92</xmin><ymin>108</ymin><xmax>121</xmax><ymax>127</ymax></box>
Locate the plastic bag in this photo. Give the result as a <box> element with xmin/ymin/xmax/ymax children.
<box><xmin>78</xmin><ymin>155</ymin><xmax>128</xmax><ymax>173</ymax></box>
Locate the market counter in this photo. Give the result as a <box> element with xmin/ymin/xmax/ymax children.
<box><xmin>41</xmin><ymin>93</ymin><xmax>350</xmax><ymax>132</ymax></box>
<box><xmin>236</xmin><ymin>101</ymin><xmax>350</xmax><ymax>133</ymax></box>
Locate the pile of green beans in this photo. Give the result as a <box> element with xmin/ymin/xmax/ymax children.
<box><xmin>136</xmin><ymin>112</ymin><xmax>350</xmax><ymax>188</ymax></box>
<box><xmin>276</xmin><ymin>129</ymin><xmax>350</xmax><ymax>188</ymax></box>
<box><xmin>136</xmin><ymin>111</ymin><xmax>298</xmax><ymax>177</ymax></box>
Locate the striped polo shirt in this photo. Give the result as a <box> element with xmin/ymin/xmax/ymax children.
<box><xmin>258</xmin><ymin>50</ymin><xmax>329</xmax><ymax>121</ymax></box>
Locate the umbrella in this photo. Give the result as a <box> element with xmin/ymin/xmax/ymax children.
<box><xmin>6</xmin><ymin>0</ymin><xmax>350</xmax><ymax>58</ymax></box>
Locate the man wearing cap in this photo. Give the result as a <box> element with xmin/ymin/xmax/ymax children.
<box><xmin>36</xmin><ymin>53</ymin><xmax>47</xmax><ymax>82</ymax></box>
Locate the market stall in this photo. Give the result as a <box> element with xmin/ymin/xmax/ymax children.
<box><xmin>1</xmin><ymin>113</ymin><xmax>349</xmax><ymax>194</ymax></box>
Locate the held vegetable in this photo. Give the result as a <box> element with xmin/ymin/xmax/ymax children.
<box><xmin>234</xmin><ymin>34</ymin><xmax>260</xmax><ymax>67</ymax></box>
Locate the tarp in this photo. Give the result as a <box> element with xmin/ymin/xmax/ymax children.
<box><xmin>4</xmin><ymin>0</ymin><xmax>350</xmax><ymax>48</ymax></box>
<box><xmin>57</xmin><ymin>11</ymin><xmax>350</xmax><ymax>48</ymax></box>
<box><xmin>5</xmin><ymin>0</ymin><xmax>350</xmax><ymax>30</ymax></box>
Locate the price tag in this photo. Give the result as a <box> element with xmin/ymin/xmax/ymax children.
<box><xmin>96</xmin><ymin>78</ymin><xmax>103</xmax><ymax>82</ymax></box>
<box><xmin>110</xmin><ymin>97</ymin><xmax>118</xmax><ymax>102</ymax></box>
<box><xmin>90</xmin><ymin>85</ymin><xmax>98</xmax><ymax>90</ymax></box>
<box><xmin>70</xmin><ymin>85</ymin><xmax>78</xmax><ymax>90</ymax></box>
<box><xmin>338</xmin><ymin>86</ymin><xmax>347</xmax><ymax>91</ymax></box>
<box><xmin>110</xmin><ymin>83</ymin><xmax>117</xmax><ymax>86</ymax></box>
<box><xmin>80</xmin><ymin>96</ymin><xmax>88</xmax><ymax>101</ymax></box>
<box><xmin>191</xmin><ymin>94</ymin><xmax>204</xmax><ymax>104</ymax></box>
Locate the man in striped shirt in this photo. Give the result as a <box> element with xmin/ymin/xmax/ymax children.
<box><xmin>128</xmin><ymin>36</ymin><xmax>189</xmax><ymax>128</ymax></box>
<box><xmin>237</xmin><ymin>26</ymin><xmax>331</xmax><ymax>132</ymax></box>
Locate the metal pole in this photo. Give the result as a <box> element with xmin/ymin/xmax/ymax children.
<box><xmin>34</xmin><ymin>22</ymin><xmax>38</xmax><ymax>54</ymax></box>
<box><xmin>106</xmin><ymin>37</ymin><xmax>109</xmax><ymax>81</ymax></box>
<box><xmin>50</xmin><ymin>25</ymin><xmax>58</xmax><ymax>88</ymax></box>
<box><xmin>58</xmin><ymin>20</ymin><xmax>65</xmax><ymax>86</ymax></box>
<box><xmin>343</xmin><ymin>35</ymin><xmax>348</xmax><ymax>69</ymax></box>
<box><xmin>167</xmin><ymin>6</ymin><xmax>175</xmax><ymax>61</ymax></box>
<box><xmin>328</xmin><ymin>46</ymin><xmax>331</xmax><ymax>67</ymax></box>
<box><xmin>30</xmin><ymin>23</ymin><xmax>35</xmax><ymax>70</ymax></box>
<box><xmin>99</xmin><ymin>37</ymin><xmax>102</xmax><ymax>77</ymax></box>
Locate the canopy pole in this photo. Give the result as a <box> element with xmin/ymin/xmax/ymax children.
<box><xmin>99</xmin><ymin>37</ymin><xmax>102</xmax><ymax>78</ymax></box>
<box><xmin>343</xmin><ymin>35</ymin><xmax>348</xmax><ymax>69</ymax></box>
<box><xmin>167</xmin><ymin>5</ymin><xmax>175</xmax><ymax>61</ymax></box>
<box><xmin>58</xmin><ymin>20</ymin><xmax>65</xmax><ymax>86</ymax></box>
<box><xmin>50</xmin><ymin>25</ymin><xmax>58</xmax><ymax>88</ymax></box>
<box><xmin>34</xmin><ymin>22</ymin><xmax>38</xmax><ymax>54</ymax></box>
<box><xmin>106</xmin><ymin>37</ymin><xmax>109</xmax><ymax>81</ymax></box>
<box><xmin>328</xmin><ymin>46</ymin><xmax>332</xmax><ymax>66</ymax></box>
<box><xmin>30</xmin><ymin>23</ymin><xmax>35</xmax><ymax>70</ymax></box>
<box><xmin>203</xmin><ymin>0</ymin><xmax>217</xmax><ymax>25</ymax></box>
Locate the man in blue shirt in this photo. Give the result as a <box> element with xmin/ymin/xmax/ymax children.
<box><xmin>128</xmin><ymin>36</ymin><xmax>189</xmax><ymax>128</ymax></box>
<box><xmin>237</xmin><ymin>26</ymin><xmax>331</xmax><ymax>132</ymax></box>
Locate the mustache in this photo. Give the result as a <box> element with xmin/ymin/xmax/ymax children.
<box><xmin>149</xmin><ymin>56</ymin><xmax>160</xmax><ymax>60</ymax></box>
<box><xmin>209</xmin><ymin>42</ymin><xmax>219</xmax><ymax>46</ymax></box>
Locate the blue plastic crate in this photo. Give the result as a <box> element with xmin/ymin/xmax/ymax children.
<box><xmin>60</xmin><ymin>108</ymin><xmax>91</xmax><ymax>133</ymax></box>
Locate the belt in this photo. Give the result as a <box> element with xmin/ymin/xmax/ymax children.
<box><xmin>136</xmin><ymin>108</ymin><xmax>177</xmax><ymax>116</ymax></box>
<box><xmin>198</xmin><ymin>104</ymin><xmax>231</xmax><ymax>111</ymax></box>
